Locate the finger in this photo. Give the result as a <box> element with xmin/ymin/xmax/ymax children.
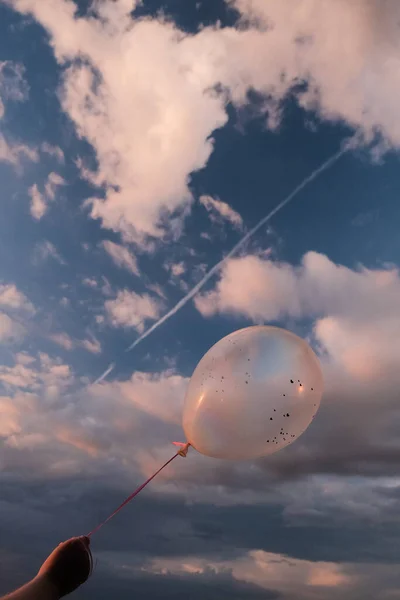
<box><xmin>62</xmin><ymin>537</ymin><xmax>79</xmax><ymax>545</ymax></box>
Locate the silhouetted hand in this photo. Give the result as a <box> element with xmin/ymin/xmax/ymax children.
<box><xmin>37</xmin><ymin>537</ymin><xmax>93</xmax><ymax>597</ymax></box>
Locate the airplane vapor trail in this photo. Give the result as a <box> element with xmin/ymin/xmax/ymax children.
<box><xmin>92</xmin><ymin>362</ymin><xmax>115</xmax><ymax>385</ymax></box>
<box><xmin>126</xmin><ymin>143</ymin><xmax>349</xmax><ymax>353</ymax></box>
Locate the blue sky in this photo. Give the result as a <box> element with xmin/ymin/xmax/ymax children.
<box><xmin>1</xmin><ymin>1</ymin><xmax>400</xmax><ymax>599</ymax></box>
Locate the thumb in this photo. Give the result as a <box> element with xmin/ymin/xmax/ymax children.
<box><xmin>80</xmin><ymin>536</ymin><xmax>90</xmax><ymax>547</ymax></box>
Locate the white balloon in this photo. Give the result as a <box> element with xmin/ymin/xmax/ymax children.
<box><xmin>182</xmin><ymin>326</ymin><xmax>323</xmax><ymax>460</ymax></box>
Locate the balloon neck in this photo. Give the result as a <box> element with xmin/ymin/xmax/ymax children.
<box><xmin>173</xmin><ymin>441</ymin><xmax>191</xmax><ymax>457</ymax></box>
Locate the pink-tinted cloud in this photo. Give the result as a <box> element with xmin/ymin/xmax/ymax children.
<box><xmin>11</xmin><ymin>0</ymin><xmax>400</xmax><ymax>245</ymax></box>
<box><xmin>105</xmin><ymin>289</ymin><xmax>163</xmax><ymax>332</ymax></box>
<box><xmin>199</xmin><ymin>195</ymin><xmax>244</xmax><ymax>231</ymax></box>
<box><xmin>101</xmin><ymin>240</ymin><xmax>140</xmax><ymax>276</ymax></box>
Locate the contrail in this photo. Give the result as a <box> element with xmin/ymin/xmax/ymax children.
<box><xmin>92</xmin><ymin>362</ymin><xmax>115</xmax><ymax>385</ymax></box>
<box><xmin>126</xmin><ymin>142</ymin><xmax>349</xmax><ymax>353</ymax></box>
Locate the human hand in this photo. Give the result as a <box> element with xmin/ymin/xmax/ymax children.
<box><xmin>37</xmin><ymin>537</ymin><xmax>93</xmax><ymax>597</ymax></box>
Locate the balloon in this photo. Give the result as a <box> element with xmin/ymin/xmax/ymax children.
<box><xmin>182</xmin><ymin>326</ymin><xmax>323</xmax><ymax>460</ymax></box>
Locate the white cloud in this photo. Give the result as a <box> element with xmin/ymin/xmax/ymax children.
<box><xmin>0</xmin><ymin>133</ymin><xmax>38</xmax><ymax>169</ymax></box>
<box><xmin>0</xmin><ymin>345</ymin><xmax>184</xmax><ymax>480</ymax></box>
<box><xmin>8</xmin><ymin>0</ymin><xmax>400</xmax><ymax>245</ymax></box>
<box><xmin>101</xmin><ymin>276</ymin><xmax>113</xmax><ymax>297</ymax></box>
<box><xmin>0</xmin><ymin>284</ymin><xmax>35</xmax><ymax>345</ymax></box>
<box><xmin>107</xmin><ymin>370</ymin><xmax>188</xmax><ymax>426</ymax></box>
<box><xmin>0</xmin><ymin>283</ymin><xmax>35</xmax><ymax>315</ymax></box>
<box><xmin>147</xmin><ymin>283</ymin><xmax>167</xmax><ymax>300</ymax></box>
<box><xmin>0</xmin><ymin>352</ymin><xmax>72</xmax><ymax>395</ymax></box>
<box><xmin>40</xmin><ymin>142</ymin><xmax>65</xmax><ymax>163</ymax></box>
<box><xmin>29</xmin><ymin>173</ymin><xmax>66</xmax><ymax>220</ymax></box>
<box><xmin>82</xmin><ymin>277</ymin><xmax>98</xmax><ymax>288</ymax></box>
<box><xmin>49</xmin><ymin>332</ymin><xmax>74</xmax><ymax>351</ymax></box>
<box><xmin>0</xmin><ymin>352</ymin><xmax>82</xmax><ymax>471</ymax></box>
<box><xmin>105</xmin><ymin>289</ymin><xmax>163</xmax><ymax>332</ymax></box>
<box><xmin>50</xmin><ymin>331</ymin><xmax>102</xmax><ymax>354</ymax></box>
<box><xmin>199</xmin><ymin>194</ymin><xmax>244</xmax><ymax>231</ymax></box>
<box><xmin>195</xmin><ymin>251</ymin><xmax>400</xmax><ymax>381</ymax></box>
<box><xmin>0</xmin><ymin>60</ymin><xmax>29</xmax><ymax>118</ymax></box>
<box><xmin>226</xmin><ymin>0</ymin><xmax>400</xmax><ymax>147</ymax></box>
<box><xmin>170</xmin><ymin>262</ymin><xmax>186</xmax><ymax>277</ymax></box>
<box><xmin>81</xmin><ymin>335</ymin><xmax>102</xmax><ymax>355</ymax></box>
<box><xmin>6</xmin><ymin>0</ymin><xmax>228</xmax><ymax>244</ymax></box>
<box><xmin>29</xmin><ymin>184</ymin><xmax>47</xmax><ymax>220</ymax></box>
<box><xmin>314</xmin><ymin>315</ymin><xmax>400</xmax><ymax>380</ymax></box>
<box><xmin>101</xmin><ymin>240</ymin><xmax>139</xmax><ymax>276</ymax></box>
<box><xmin>33</xmin><ymin>241</ymin><xmax>66</xmax><ymax>265</ymax></box>
<box><xmin>15</xmin><ymin>352</ymin><xmax>35</xmax><ymax>366</ymax></box>
<box><xmin>44</xmin><ymin>171</ymin><xmax>66</xmax><ymax>200</ymax></box>
<box><xmin>0</xmin><ymin>393</ymin><xmax>37</xmax><ymax>437</ymax></box>
<box><xmin>0</xmin><ymin>313</ymin><xmax>24</xmax><ymax>343</ymax></box>
<box><xmin>195</xmin><ymin>252</ymin><xmax>400</xmax><ymax>321</ymax></box>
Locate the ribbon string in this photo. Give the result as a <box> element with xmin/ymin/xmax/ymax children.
<box><xmin>87</xmin><ymin>443</ymin><xmax>190</xmax><ymax>537</ymax></box>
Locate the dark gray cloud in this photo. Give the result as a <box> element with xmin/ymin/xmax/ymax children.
<box><xmin>258</xmin><ymin>373</ymin><xmax>400</xmax><ymax>481</ymax></box>
<box><xmin>2</xmin><ymin>472</ymin><xmax>400</xmax><ymax>571</ymax></box>
<box><xmin>75</xmin><ymin>569</ymin><xmax>279</xmax><ymax>600</ymax></box>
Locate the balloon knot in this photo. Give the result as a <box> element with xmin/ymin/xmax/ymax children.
<box><xmin>172</xmin><ymin>442</ymin><xmax>191</xmax><ymax>457</ymax></box>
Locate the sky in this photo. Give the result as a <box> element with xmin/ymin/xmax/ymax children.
<box><xmin>1</xmin><ymin>0</ymin><xmax>400</xmax><ymax>598</ymax></box>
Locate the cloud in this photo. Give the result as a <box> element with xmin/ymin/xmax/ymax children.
<box><xmin>0</xmin><ymin>313</ymin><xmax>24</xmax><ymax>343</ymax></box>
<box><xmin>105</xmin><ymin>289</ymin><xmax>163</xmax><ymax>332</ymax></box>
<box><xmin>0</xmin><ymin>283</ymin><xmax>35</xmax><ymax>315</ymax></box>
<box><xmin>50</xmin><ymin>331</ymin><xmax>102</xmax><ymax>354</ymax></box>
<box><xmin>227</xmin><ymin>0</ymin><xmax>400</xmax><ymax>147</ymax></box>
<box><xmin>114</xmin><ymin>370</ymin><xmax>188</xmax><ymax>426</ymax></box>
<box><xmin>0</xmin><ymin>133</ymin><xmax>38</xmax><ymax>169</ymax></box>
<box><xmin>33</xmin><ymin>241</ymin><xmax>66</xmax><ymax>265</ymax></box>
<box><xmin>135</xmin><ymin>544</ymin><xmax>400</xmax><ymax>600</ymax></box>
<box><xmin>59</xmin><ymin>297</ymin><xmax>69</xmax><ymax>308</ymax></box>
<box><xmin>101</xmin><ymin>240</ymin><xmax>139</xmax><ymax>276</ymax></box>
<box><xmin>29</xmin><ymin>173</ymin><xmax>66</xmax><ymax>220</ymax></box>
<box><xmin>44</xmin><ymin>172</ymin><xmax>66</xmax><ymax>200</ymax></box>
<box><xmin>89</xmin><ymin>567</ymin><xmax>276</xmax><ymax>600</ymax></box>
<box><xmin>15</xmin><ymin>352</ymin><xmax>35</xmax><ymax>366</ymax></box>
<box><xmin>0</xmin><ymin>352</ymin><xmax>72</xmax><ymax>397</ymax></box>
<box><xmin>0</xmin><ymin>393</ymin><xmax>37</xmax><ymax>437</ymax></box>
<box><xmin>29</xmin><ymin>184</ymin><xmax>46</xmax><ymax>220</ymax></box>
<box><xmin>2</xmin><ymin>346</ymin><xmax>400</xmax><ymax>600</ymax></box>
<box><xmin>189</xmin><ymin>250</ymin><xmax>400</xmax><ymax>483</ymax></box>
<box><xmin>49</xmin><ymin>332</ymin><xmax>74</xmax><ymax>351</ymax></box>
<box><xmin>81</xmin><ymin>335</ymin><xmax>102</xmax><ymax>355</ymax></box>
<box><xmin>0</xmin><ymin>283</ymin><xmax>35</xmax><ymax>344</ymax></box>
<box><xmin>165</xmin><ymin>261</ymin><xmax>187</xmax><ymax>278</ymax></box>
<box><xmin>55</xmin><ymin>425</ymin><xmax>104</xmax><ymax>458</ymax></box>
<box><xmin>0</xmin><ymin>348</ymin><xmax>184</xmax><ymax>486</ymax></box>
<box><xmin>0</xmin><ymin>352</ymin><xmax>95</xmax><ymax>482</ymax></box>
<box><xmin>0</xmin><ymin>60</ymin><xmax>29</xmax><ymax>118</ymax></box>
<box><xmin>147</xmin><ymin>283</ymin><xmax>167</xmax><ymax>300</ymax></box>
<box><xmin>195</xmin><ymin>251</ymin><xmax>400</xmax><ymax>326</ymax></box>
<box><xmin>7</xmin><ymin>0</ymin><xmax>400</xmax><ymax>246</ymax></box>
<box><xmin>199</xmin><ymin>195</ymin><xmax>244</xmax><ymax>231</ymax></box>
<box><xmin>143</xmin><ymin>550</ymin><xmax>354</xmax><ymax>597</ymax></box>
<box><xmin>82</xmin><ymin>277</ymin><xmax>98</xmax><ymax>288</ymax></box>
<box><xmin>40</xmin><ymin>142</ymin><xmax>64</xmax><ymax>164</ymax></box>
<box><xmin>6</xmin><ymin>0</ymin><xmax>229</xmax><ymax>244</ymax></box>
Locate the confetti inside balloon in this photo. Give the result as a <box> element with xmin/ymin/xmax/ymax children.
<box><xmin>183</xmin><ymin>326</ymin><xmax>323</xmax><ymax>460</ymax></box>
